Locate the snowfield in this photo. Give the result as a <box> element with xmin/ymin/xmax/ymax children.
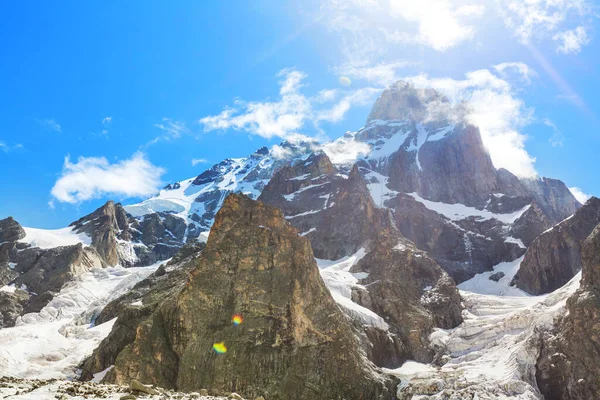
<box><xmin>19</xmin><ymin>226</ymin><xmax>91</xmax><ymax>249</ymax></box>
<box><xmin>387</xmin><ymin>272</ymin><xmax>581</xmax><ymax>399</ymax></box>
<box><xmin>0</xmin><ymin>261</ymin><xmax>165</xmax><ymax>380</ymax></box>
<box><xmin>316</xmin><ymin>250</ymin><xmax>389</xmax><ymax>331</ymax></box>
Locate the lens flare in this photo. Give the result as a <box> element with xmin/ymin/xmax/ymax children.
<box><xmin>232</xmin><ymin>314</ymin><xmax>243</xmax><ymax>326</ymax></box>
<box><xmin>212</xmin><ymin>342</ymin><xmax>227</xmax><ymax>354</ymax></box>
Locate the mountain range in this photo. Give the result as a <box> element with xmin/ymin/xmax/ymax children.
<box><xmin>0</xmin><ymin>81</ymin><xmax>598</xmax><ymax>400</ymax></box>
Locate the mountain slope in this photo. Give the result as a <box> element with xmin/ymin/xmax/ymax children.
<box><xmin>99</xmin><ymin>194</ymin><xmax>395</xmax><ymax>399</ymax></box>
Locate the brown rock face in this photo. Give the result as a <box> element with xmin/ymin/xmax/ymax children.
<box><xmin>513</xmin><ymin>197</ymin><xmax>600</xmax><ymax>294</ymax></box>
<box><xmin>536</xmin><ymin>223</ymin><xmax>600</xmax><ymax>399</ymax></box>
<box><xmin>259</xmin><ymin>155</ymin><xmax>462</xmax><ymax>367</ymax></box>
<box><xmin>80</xmin><ymin>242</ymin><xmax>205</xmax><ymax>381</ymax></box>
<box><xmin>259</xmin><ymin>154</ymin><xmax>385</xmax><ymax>260</ymax></box>
<box><xmin>101</xmin><ymin>194</ymin><xmax>393</xmax><ymax>399</ymax></box>
<box><xmin>350</xmin><ymin>228</ymin><xmax>463</xmax><ymax>365</ymax></box>
<box><xmin>71</xmin><ymin>201</ymin><xmax>133</xmax><ymax>266</ymax></box>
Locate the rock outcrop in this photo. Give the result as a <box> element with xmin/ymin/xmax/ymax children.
<box><xmin>513</xmin><ymin>197</ymin><xmax>600</xmax><ymax>294</ymax></box>
<box><xmin>96</xmin><ymin>194</ymin><xmax>393</xmax><ymax>399</ymax></box>
<box><xmin>71</xmin><ymin>201</ymin><xmax>187</xmax><ymax>267</ymax></box>
<box><xmin>259</xmin><ymin>154</ymin><xmax>463</xmax><ymax>367</ymax></box>
<box><xmin>71</xmin><ymin>201</ymin><xmax>133</xmax><ymax>266</ymax></box>
<box><xmin>259</xmin><ymin>153</ymin><xmax>386</xmax><ymax>260</ymax></box>
<box><xmin>0</xmin><ymin>217</ymin><xmax>104</xmax><ymax>327</ymax></box>
<box><xmin>536</xmin><ymin>223</ymin><xmax>600</xmax><ymax>399</ymax></box>
<box><xmin>0</xmin><ymin>217</ymin><xmax>25</xmax><ymax>243</ymax></box>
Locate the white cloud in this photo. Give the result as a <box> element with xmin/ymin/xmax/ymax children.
<box><xmin>51</xmin><ymin>152</ymin><xmax>165</xmax><ymax>204</ymax></box>
<box><xmin>553</xmin><ymin>26</ymin><xmax>590</xmax><ymax>54</ymax></box>
<box><xmin>321</xmin><ymin>137</ymin><xmax>371</xmax><ymax>164</ymax></box>
<box><xmin>322</xmin><ymin>0</ymin><xmax>484</xmax><ymax>62</ymax></box>
<box><xmin>386</xmin><ymin>0</ymin><xmax>484</xmax><ymax>51</ymax></box>
<box><xmin>36</xmin><ymin>118</ymin><xmax>61</xmax><ymax>133</ymax></box>
<box><xmin>569</xmin><ymin>187</ymin><xmax>591</xmax><ymax>203</ymax></box>
<box><xmin>102</xmin><ymin>116</ymin><xmax>112</xmax><ymax>125</ymax></box>
<box><xmin>494</xmin><ymin>62</ymin><xmax>537</xmax><ymax>84</ymax></box>
<box><xmin>497</xmin><ymin>0</ymin><xmax>593</xmax><ymax>53</ymax></box>
<box><xmin>200</xmin><ymin>69</ymin><xmax>312</xmax><ymax>139</ymax></box>
<box><xmin>316</xmin><ymin>87</ymin><xmax>380</xmax><ymax>122</ymax></box>
<box><xmin>200</xmin><ymin>69</ymin><xmax>380</xmax><ymax>139</ymax></box>
<box><xmin>0</xmin><ymin>141</ymin><xmax>23</xmax><ymax>153</ymax></box>
<box><xmin>543</xmin><ymin>118</ymin><xmax>564</xmax><ymax>147</ymax></box>
<box><xmin>153</xmin><ymin>118</ymin><xmax>188</xmax><ymax>139</ymax></box>
<box><xmin>336</xmin><ymin>61</ymin><xmax>413</xmax><ymax>86</ymax></box>
<box><xmin>191</xmin><ymin>158</ymin><xmax>209</xmax><ymax>166</ymax></box>
<box><xmin>407</xmin><ymin>66</ymin><xmax>538</xmax><ymax>178</ymax></box>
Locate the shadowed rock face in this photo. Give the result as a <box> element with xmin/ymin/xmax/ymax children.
<box><xmin>513</xmin><ymin>197</ymin><xmax>600</xmax><ymax>295</ymax></box>
<box><xmin>350</xmin><ymin>229</ymin><xmax>463</xmax><ymax>366</ymax></box>
<box><xmin>100</xmin><ymin>194</ymin><xmax>393</xmax><ymax>399</ymax></box>
<box><xmin>0</xmin><ymin>217</ymin><xmax>25</xmax><ymax>243</ymax></box>
<box><xmin>259</xmin><ymin>154</ymin><xmax>462</xmax><ymax>367</ymax></box>
<box><xmin>0</xmin><ymin>217</ymin><xmax>104</xmax><ymax>327</ymax></box>
<box><xmin>80</xmin><ymin>243</ymin><xmax>205</xmax><ymax>381</ymax></box>
<box><xmin>71</xmin><ymin>201</ymin><xmax>188</xmax><ymax>267</ymax></box>
<box><xmin>536</xmin><ymin>223</ymin><xmax>600</xmax><ymax>399</ymax></box>
<box><xmin>259</xmin><ymin>153</ymin><xmax>386</xmax><ymax>260</ymax></box>
<box><xmin>522</xmin><ymin>177</ymin><xmax>582</xmax><ymax>225</ymax></box>
<box><xmin>71</xmin><ymin>201</ymin><xmax>132</xmax><ymax>266</ymax></box>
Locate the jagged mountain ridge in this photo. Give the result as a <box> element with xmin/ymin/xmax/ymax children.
<box><xmin>0</xmin><ymin>79</ymin><xmax>591</xmax><ymax>400</ymax></box>
<box><xmin>120</xmin><ymin>80</ymin><xmax>579</xmax><ymax>282</ymax></box>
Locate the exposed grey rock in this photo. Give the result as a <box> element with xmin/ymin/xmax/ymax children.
<box><xmin>513</xmin><ymin>197</ymin><xmax>600</xmax><ymax>294</ymax></box>
<box><xmin>521</xmin><ymin>176</ymin><xmax>581</xmax><ymax>225</ymax></box>
<box><xmin>536</xmin><ymin>223</ymin><xmax>600</xmax><ymax>399</ymax></box>
<box><xmin>259</xmin><ymin>153</ymin><xmax>462</xmax><ymax>368</ymax></box>
<box><xmin>71</xmin><ymin>201</ymin><xmax>132</xmax><ymax>266</ymax></box>
<box><xmin>488</xmin><ymin>271</ymin><xmax>505</xmax><ymax>282</ymax></box>
<box><xmin>0</xmin><ymin>217</ymin><xmax>25</xmax><ymax>243</ymax></box>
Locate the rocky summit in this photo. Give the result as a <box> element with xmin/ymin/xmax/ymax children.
<box><xmin>0</xmin><ymin>79</ymin><xmax>596</xmax><ymax>400</ymax></box>
<box><xmin>93</xmin><ymin>194</ymin><xmax>394</xmax><ymax>399</ymax></box>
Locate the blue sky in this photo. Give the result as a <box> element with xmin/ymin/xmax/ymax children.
<box><xmin>1</xmin><ymin>0</ymin><xmax>598</xmax><ymax>228</ymax></box>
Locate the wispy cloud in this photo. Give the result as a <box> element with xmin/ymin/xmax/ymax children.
<box><xmin>191</xmin><ymin>158</ymin><xmax>209</xmax><ymax>166</ymax></box>
<box><xmin>406</xmin><ymin>65</ymin><xmax>538</xmax><ymax>178</ymax></box>
<box><xmin>50</xmin><ymin>152</ymin><xmax>165</xmax><ymax>204</ymax></box>
<box><xmin>36</xmin><ymin>118</ymin><xmax>61</xmax><ymax>133</ymax></box>
<box><xmin>543</xmin><ymin>119</ymin><xmax>564</xmax><ymax>147</ymax></box>
<box><xmin>102</xmin><ymin>116</ymin><xmax>112</xmax><ymax>125</ymax></box>
<box><xmin>200</xmin><ymin>68</ymin><xmax>382</xmax><ymax>139</ymax></box>
<box><xmin>553</xmin><ymin>26</ymin><xmax>590</xmax><ymax>54</ymax></box>
<box><xmin>493</xmin><ymin>62</ymin><xmax>538</xmax><ymax>85</ymax></box>
<box><xmin>200</xmin><ymin>69</ymin><xmax>311</xmax><ymax>139</ymax></box>
<box><xmin>497</xmin><ymin>0</ymin><xmax>594</xmax><ymax>53</ymax></box>
<box><xmin>153</xmin><ymin>118</ymin><xmax>188</xmax><ymax>139</ymax></box>
<box><xmin>569</xmin><ymin>186</ymin><xmax>591</xmax><ymax>204</ymax></box>
<box><xmin>0</xmin><ymin>141</ymin><xmax>24</xmax><ymax>153</ymax></box>
<box><xmin>335</xmin><ymin>61</ymin><xmax>414</xmax><ymax>86</ymax></box>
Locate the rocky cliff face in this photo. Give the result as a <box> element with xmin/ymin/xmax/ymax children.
<box><xmin>513</xmin><ymin>197</ymin><xmax>600</xmax><ymax>294</ymax></box>
<box><xmin>80</xmin><ymin>242</ymin><xmax>205</xmax><ymax>381</ymax></box>
<box><xmin>115</xmin><ymin>81</ymin><xmax>580</xmax><ymax>283</ymax></box>
<box><xmin>259</xmin><ymin>153</ymin><xmax>463</xmax><ymax>367</ymax></box>
<box><xmin>522</xmin><ymin>177</ymin><xmax>582</xmax><ymax>225</ymax></box>
<box><xmin>97</xmin><ymin>194</ymin><xmax>393</xmax><ymax>399</ymax></box>
<box><xmin>536</xmin><ymin>223</ymin><xmax>600</xmax><ymax>399</ymax></box>
<box><xmin>259</xmin><ymin>153</ymin><xmax>385</xmax><ymax>260</ymax></box>
<box><xmin>70</xmin><ymin>201</ymin><xmax>188</xmax><ymax>267</ymax></box>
